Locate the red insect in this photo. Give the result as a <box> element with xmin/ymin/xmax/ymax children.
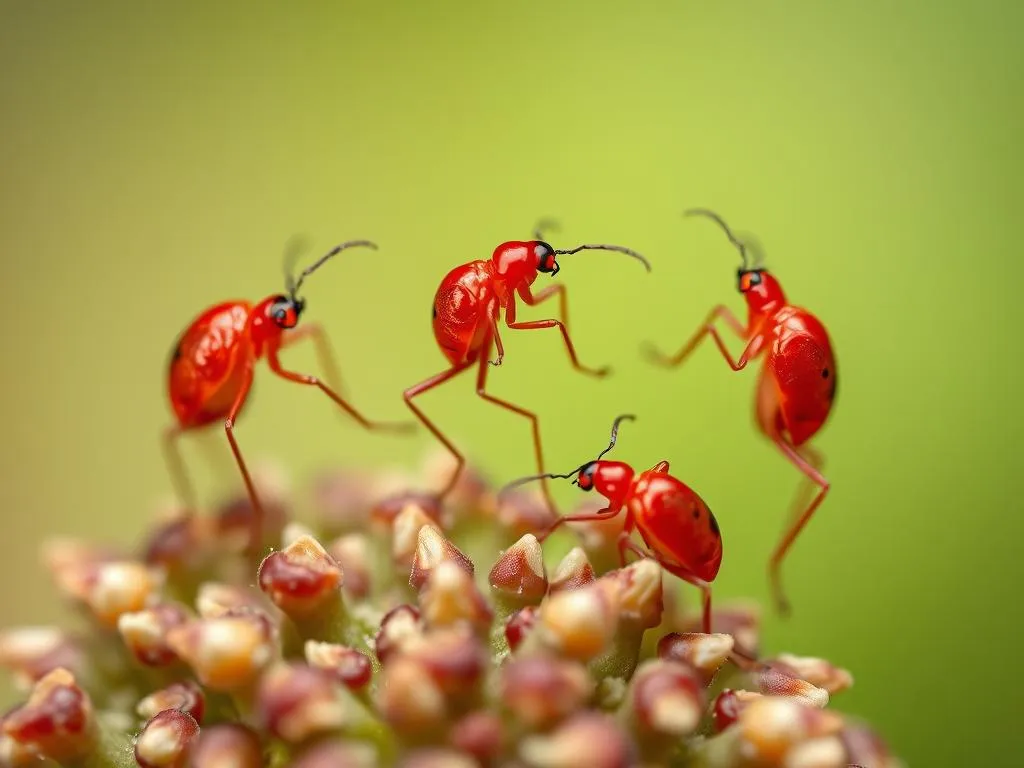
<box><xmin>164</xmin><ymin>240</ymin><xmax>412</xmax><ymax>563</ymax></box>
<box><xmin>404</xmin><ymin>224</ymin><xmax>650</xmax><ymax>511</ymax></box>
<box><xmin>646</xmin><ymin>209</ymin><xmax>837</xmax><ymax>616</ymax></box>
<box><xmin>502</xmin><ymin>414</ymin><xmax>723</xmax><ymax>634</ymax></box>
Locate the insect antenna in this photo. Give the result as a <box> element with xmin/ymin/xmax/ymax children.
<box><xmin>533</xmin><ymin>217</ymin><xmax>561</xmax><ymax>242</ymax></box>
<box><xmin>498</xmin><ymin>467</ymin><xmax>586</xmax><ymax>499</ymax></box>
<box><xmin>553</xmin><ymin>243</ymin><xmax>651</xmax><ymax>272</ymax></box>
<box><xmin>684</xmin><ymin>208</ymin><xmax>752</xmax><ymax>271</ymax></box>
<box><xmin>499</xmin><ymin>414</ymin><xmax>637</xmax><ymax>497</ymax></box>
<box><xmin>596</xmin><ymin>414</ymin><xmax>635</xmax><ymax>461</ymax></box>
<box><xmin>287</xmin><ymin>239</ymin><xmax>379</xmax><ymax>299</ymax></box>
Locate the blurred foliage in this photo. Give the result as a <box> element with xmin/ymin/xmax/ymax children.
<box><xmin>0</xmin><ymin>1</ymin><xmax>1021</xmax><ymax>765</ymax></box>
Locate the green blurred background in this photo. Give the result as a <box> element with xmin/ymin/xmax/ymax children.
<box><xmin>2</xmin><ymin>1</ymin><xmax>1021</xmax><ymax>764</ymax></box>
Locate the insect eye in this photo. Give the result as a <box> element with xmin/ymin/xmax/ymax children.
<box><xmin>270</xmin><ymin>300</ymin><xmax>298</xmax><ymax>329</ymax></box>
<box><xmin>738</xmin><ymin>271</ymin><xmax>763</xmax><ymax>292</ymax></box>
<box><xmin>576</xmin><ymin>463</ymin><xmax>597</xmax><ymax>491</ymax></box>
<box><xmin>535</xmin><ymin>243</ymin><xmax>558</xmax><ymax>274</ymax></box>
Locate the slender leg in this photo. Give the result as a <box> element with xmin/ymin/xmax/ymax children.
<box><xmin>781</xmin><ymin>444</ymin><xmax>825</xmax><ymax>534</ymax></box>
<box><xmin>505</xmin><ymin>298</ymin><xmax>609</xmax><ymax>378</ymax></box>
<box><xmin>402</xmin><ymin>361</ymin><xmax>475</xmax><ymax>498</ymax></box>
<box><xmin>162</xmin><ymin>424</ymin><xmax>197</xmax><ymax>510</ymax></box>
<box><xmin>617</xmin><ymin>530</ymin><xmax>647</xmax><ymax>566</ymax></box>
<box><xmin>488</xmin><ymin>319</ymin><xmax>506</xmax><ymax>367</ymax></box>
<box><xmin>538</xmin><ymin>505</ymin><xmax>622</xmax><ymax>542</ymax></box>
<box><xmin>622</xmin><ymin>536</ymin><xmax>712</xmax><ymax>634</ymax></box>
<box><xmin>768</xmin><ymin>435</ymin><xmax>831</xmax><ymax>617</ymax></box>
<box><xmin>660</xmin><ymin>560</ymin><xmax>714</xmax><ymax>634</ymax></box>
<box><xmin>223</xmin><ymin>367</ymin><xmax>264</xmax><ymax>569</ymax></box>
<box><xmin>279</xmin><ymin>322</ymin><xmax>346</xmax><ymax>397</ymax></box>
<box><xmin>267</xmin><ymin>346</ymin><xmax>415</xmax><ymax>433</ymax></box>
<box><xmin>520</xmin><ymin>282</ymin><xmax>570</xmax><ymax>334</ymax></box>
<box><xmin>644</xmin><ymin>305</ymin><xmax>748</xmax><ymax>368</ymax></box>
<box><xmin>475</xmin><ymin>336</ymin><xmax>557</xmax><ymax>515</ymax></box>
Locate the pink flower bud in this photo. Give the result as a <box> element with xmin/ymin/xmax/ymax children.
<box><xmin>118</xmin><ymin>603</ymin><xmax>191</xmax><ymax>666</ymax></box>
<box><xmin>489</xmin><ymin>534</ymin><xmax>547</xmax><ymax>602</ymax></box>
<box><xmin>257</xmin><ymin>535</ymin><xmax>343</xmax><ymax>619</ymax></box>
<box><xmin>134</xmin><ymin>709</ymin><xmax>199</xmax><ymax>768</ymax></box>
<box><xmin>374</xmin><ymin>604</ymin><xmax>422</xmax><ymax>665</ymax></box>
<box><xmin>136</xmin><ymin>680</ymin><xmax>205</xmax><ymax>723</ymax></box>
<box><xmin>409</xmin><ymin>525</ymin><xmax>474</xmax><ymax>592</ymax></box>
<box><xmin>305</xmin><ymin>641</ymin><xmax>373</xmax><ymax>690</ymax></box>
<box><xmin>2</xmin><ymin>668</ymin><xmax>94</xmax><ymax>764</ymax></box>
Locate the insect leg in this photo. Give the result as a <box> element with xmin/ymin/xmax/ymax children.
<box><xmin>162</xmin><ymin>424</ymin><xmax>197</xmax><ymax>510</ymax></box>
<box><xmin>519</xmin><ymin>282</ymin><xmax>570</xmax><ymax>334</ymax></box>
<box><xmin>659</xmin><ymin>560</ymin><xmax>714</xmax><ymax>634</ymax></box>
<box><xmin>476</xmin><ymin>335</ymin><xmax>557</xmax><ymax>515</ymax></box>
<box><xmin>505</xmin><ymin>295</ymin><xmax>610</xmax><ymax>378</ymax></box>
<box><xmin>768</xmin><ymin>434</ymin><xmax>831</xmax><ymax>617</ymax></box>
<box><xmin>402</xmin><ymin>361</ymin><xmax>475</xmax><ymax>498</ymax></box>
<box><xmin>267</xmin><ymin>346</ymin><xmax>415</xmax><ymax>433</ymax></box>
<box><xmin>279</xmin><ymin>322</ymin><xmax>346</xmax><ymax>398</ymax></box>
<box><xmin>539</xmin><ymin>505</ymin><xmax>623</xmax><ymax>542</ymax></box>
<box><xmin>644</xmin><ymin>304</ymin><xmax>747</xmax><ymax>367</ymax></box>
<box><xmin>223</xmin><ymin>366</ymin><xmax>264</xmax><ymax>569</ymax></box>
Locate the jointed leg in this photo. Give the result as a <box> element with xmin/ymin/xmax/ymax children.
<box><xmin>662</xmin><ymin>561</ymin><xmax>714</xmax><ymax>634</ymax></box>
<box><xmin>268</xmin><ymin>346</ymin><xmax>415</xmax><ymax>433</ymax></box>
<box><xmin>488</xmin><ymin>319</ymin><xmax>506</xmax><ymax>367</ymax></box>
<box><xmin>505</xmin><ymin>298</ymin><xmax>609</xmax><ymax>378</ymax></box>
<box><xmin>520</xmin><ymin>282</ymin><xmax>570</xmax><ymax>334</ymax></box>
<box><xmin>782</xmin><ymin>443</ymin><xmax>825</xmax><ymax>533</ymax></box>
<box><xmin>475</xmin><ymin>340</ymin><xmax>558</xmax><ymax>515</ymax></box>
<box><xmin>162</xmin><ymin>424</ymin><xmax>196</xmax><ymax>511</ymax></box>
<box><xmin>768</xmin><ymin>435</ymin><xmax>831</xmax><ymax>617</ymax></box>
<box><xmin>617</xmin><ymin>530</ymin><xmax>647</xmax><ymax>566</ymax></box>
<box><xmin>644</xmin><ymin>304</ymin><xmax>748</xmax><ymax>368</ymax></box>
<box><xmin>223</xmin><ymin>367</ymin><xmax>264</xmax><ymax>569</ymax></box>
<box><xmin>280</xmin><ymin>322</ymin><xmax>346</xmax><ymax>397</ymax></box>
<box><xmin>403</xmin><ymin>362</ymin><xmax>474</xmax><ymax>498</ymax></box>
<box><xmin>539</xmin><ymin>505</ymin><xmax>624</xmax><ymax>543</ymax></box>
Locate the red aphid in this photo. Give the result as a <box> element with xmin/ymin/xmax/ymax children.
<box><xmin>404</xmin><ymin>221</ymin><xmax>650</xmax><ymax>514</ymax></box>
<box><xmin>502</xmin><ymin>415</ymin><xmax>723</xmax><ymax>634</ymax></box>
<box><xmin>647</xmin><ymin>209</ymin><xmax>837</xmax><ymax>616</ymax></box>
<box><xmin>163</xmin><ymin>240</ymin><xmax>413</xmax><ymax>564</ymax></box>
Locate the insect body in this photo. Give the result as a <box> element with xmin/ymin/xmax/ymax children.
<box><xmin>164</xmin><ymin>240</ymin><xmax>413</xmax><ymax>564</ymax></box>
<box><xmin>646</xmin><ymin>209</ymin><xmax>837</xmax><ymax>616</ymax></box>
<box><xmin>405</xmin><ymin>224</ymin><xmax>650</xmax><ymax>512</ymax></box>
<box><xmin>502</xmin><ymin>415</ymin><xmax>723</xmax><ymax>633</ymax></box>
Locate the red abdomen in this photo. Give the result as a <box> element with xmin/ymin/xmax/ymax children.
<box><xmin>629</xmin><ymin>471</ymin><xmax>723</xmax><ymax>583</ymax></box>
<box><xmin>168</xmin><ymin>301</ymin><xmax>254</xmax><ymax>428</ymax></box>
<box><xmin>762</xmin><ymin>306</ymin><xmax>837</xmax><ymax>446</ymax></box>
<box><xmin>431</xmin><ymin>261</ymin><xmax>498</xmax><ymax>365</ymax></box>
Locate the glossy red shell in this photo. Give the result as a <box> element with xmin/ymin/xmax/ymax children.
<box><xmin>758</xmin><ymin>306</ymin><xmax>837</xmax><ymax>446</ymax></box>
<box><xmin>431</xmin><ymin>261</ymin><xmax>498</xmax><ymax>365</ymax></box>
<box><xmin>168</xmin><ymin>301</ymin><xmax>254</xmax><ymax>428</ymax></box>
<box><xmin>628</xmin><ymin>468</ymin><xmax>723</xmax><ymax>583</ymax></box>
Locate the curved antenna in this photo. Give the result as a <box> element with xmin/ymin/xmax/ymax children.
<box><xmin>533</xmin><ymin>217</ymin><xmax>561</xmax><ymax>242</ymax></box>
<box><xmin>553</xmin><ymin>243</ymin><xmax>651</xmax><ymax>272</ymax></box>
<box><xmin>289</xmin><ymin>240</ymin><xmax>378</xmax><ymax>298</ymax></box>
<box><xmin>498</xmin><ymin>466</ymin><xmax>586</xmax><ymax>498</ymax></box>
<box><xmin>282</xmin><ymin>235</ymin><xmax>311</xmax><ymax>296</ymax></box>
<box><xmin>596</xmin><ymin>414</ymin><xmax>635</xmax><ymax>461</ymax></box>
<box><xmin>498</xmin><ymin>413</ymin><xmax>637</xmax><ymax>498</ymax></box>
<box><xmin>684</xmin><ymin>208</ymin><xmax>750</xmax><ymax>271</ymax></box>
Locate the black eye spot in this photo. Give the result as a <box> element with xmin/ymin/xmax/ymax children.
<box><xmin>708</xmin><ymin>513</ymin><xmax>720</xmax><ymax>537</ymax></box>
<box><xmin>692</xmin><ymin>508</ymin><xmax>700</xmax><ymax>519</ymax></box>
<box><xmin>822</xmin><ymin>368</ymin><xmax>830</xmax><ymax>379</ymax></box>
